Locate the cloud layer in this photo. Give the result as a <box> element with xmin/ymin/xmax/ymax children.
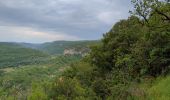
<box><xmin>0</xmin><ymin>0</ymin><xmax>132</xmax><ymax>43</ymax></box>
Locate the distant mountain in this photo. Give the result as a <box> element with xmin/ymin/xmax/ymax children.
<box><xmin>0</xmin><ymin>42</ymin><xmax>49</xmax><ymax>68</ymax></box>
<box><xmin>0</xmin><ymin>40</ymin><xmax>98</xmax><ymax>68</ymax></box>
<box><xmin>21</xmin><ymin>40</ymin><xmax>99</xmax><ymax>55</ymax></box>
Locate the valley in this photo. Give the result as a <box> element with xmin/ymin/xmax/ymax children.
<box><xmin>0</xmin><ymin>41</ymin><xmax>94</xmax><ymax>99</ymax></box>
<box><xmin>0</xmin><ymin>0</ymin><xmax>169</xmax><ymax>99</ymax></box>
<box><xmin>0</xmin><ymin>41</ymin><xmax>96</xmax><ymax>68</ymax></box>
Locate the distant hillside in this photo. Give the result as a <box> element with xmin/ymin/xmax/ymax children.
<box><xmin>0</xmin><ymin>41</ymin><xmax>98</xmax><ymax>68</ymax></box>
<box><xmin>0</xmin><ymin>42</ymin><xmax>49</xmax><ymax>68</ymax></box>
<box><xmin>21</xmin><ymin>40</ymin><xmax>99</xmax><ymax>55</ymax></box>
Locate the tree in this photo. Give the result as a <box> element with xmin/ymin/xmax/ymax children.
<box><xmin>131</xmin><ymin>0</ymin><xmax>170</xmax><ymax>76</ymax></box>
<box><xmin>131</xmin><ymin>0</ymin><xmax>170</xmax><ymax>24</ymax></box>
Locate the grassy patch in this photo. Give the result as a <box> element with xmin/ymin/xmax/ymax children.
<box><xmin>130</xmin><ymin>76</ymin><xmax>170</xmax><ymax>100</ymax></box>
<box><xmin>147</xmin><ymin>76</ymin><xmax>170</xmax><ymax>100</ymax></box>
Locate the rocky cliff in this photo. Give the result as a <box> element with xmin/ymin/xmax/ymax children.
<box><xmin>63</xmin><ymin>47</ymin><xmax>90</xmax><ymax>57</ymax></box>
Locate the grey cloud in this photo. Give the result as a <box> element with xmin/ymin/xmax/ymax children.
<box><xmin>0</xmin><ymin>0</ymin><xmax>132</xmax><ymax>42</ymax></box>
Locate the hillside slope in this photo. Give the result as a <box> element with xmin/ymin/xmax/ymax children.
<box><xmin>21</xmin><ymin>40</ymin><xmax>98</xmax><ymax>55</ymax></box>
<box><xmin>0</xmin><ymin>55</ymin><xmax>81</xmax><ymax>99</ymax></box>
<box><xmin>130</xmin><ymin>76</ymin><xmax>170</xmax><ymax>100</ymax></box>
<box><xmin>0</xmin><ymin>42</ymin><xmax>49</xmax><ymax>68</ymax></box>
<box><xmin>147</xmin><ymin>76</ymin><xmax>170</xmax><ymax>99</ymax></box>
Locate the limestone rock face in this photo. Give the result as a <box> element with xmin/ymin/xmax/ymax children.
<box><xmin>64</xmin><ymin>49</ymin><xmax>81</xmax><ymax>55</ymax></box>
<box><xmin>63</xmin><ymin>47</ymin><xmax>90</xmax><ymax>56</ymax></box>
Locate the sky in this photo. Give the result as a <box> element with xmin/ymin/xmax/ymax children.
<box><xmin>0</xmin><ymin>0</ymin><xmax>132</xmax><ymax>43</ymax></box>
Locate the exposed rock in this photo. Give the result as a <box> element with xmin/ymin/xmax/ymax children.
<box><xmin>63</xmin><ymin>47</ymin><xmax>90</xmax><ymax>57</ymax></box>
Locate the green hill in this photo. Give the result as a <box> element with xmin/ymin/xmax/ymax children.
<box><xmin>21</xmin><ymin>40</ymin><xmax>98</xmax><ymax>55</ymax></box>
<box><xmin>0</xmin><ymin>55</ymin><xmax>81</xmax><ymax>99</ymax></box>
<box><xmin>0</xmin><ymin>42</ymin><xmax>49</xmax><ymax>68</ymax></box>
<box><xmin>0</xmin><ymin>41</ymin><xmax>98</xmax><ymax>68</ymax></box>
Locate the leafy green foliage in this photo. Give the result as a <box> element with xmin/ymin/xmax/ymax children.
<box><xmin>49</xmin><ymin>1</ymin><xmax>169</xmax><ymax>99</ymax></box>
<box><xmin>50</xmin><ymin>78</ymin><xmax>96</xmax><ymax>100</ymax></box>
<box><xmin>0</xmin><ymin>55</ymin><xmax>81</xmax><ymax>99</ymax></box>
<box><xmin>147</xmin><ymin>76</ymin><xmax>170</xmax><ymax>99</ymax></box>
<box><xmin>0</xmin><ymin>0</ymin><xmax>169</xmax><ymax>99</ymax></box>
<box><xmin>28</xmin><ymin>83</ymin><xmax>48</xmax><ymax>100</ymax></box>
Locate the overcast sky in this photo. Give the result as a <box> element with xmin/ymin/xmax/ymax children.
<box><xmin>0</xmin><ymin>0</ymin><xmax>132</xmax><ymax>43</ymax></box>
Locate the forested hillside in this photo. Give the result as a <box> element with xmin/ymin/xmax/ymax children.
<box><xmin>40</xmin><ymin>0</ymin><xmax>169</xmax><ymax>99</ymax></box>
<box><xmin>0</xmin><ymin>55</ymin><xmax>81</xmax><ymax>99</ymax></box>
<box><xmin>0</xmin><ymin>42</ymin><xmax>49</xmax><ymax>68</ymax></box>
<box><xmin>0</xmin><ymin>41</ymin><xmax>93</xmax><ymax>98</ymax></box>
<box><xmin>0</xmin><ymin>0</ymin><xmax>169</xmax><ymax>100</ymax></box>
<box><xmin>21</xmin><ymin>41</ymin><xmax>98</xmax><ymax>55</ymax></box>
<box><xmin>0</xmin><ymin>41</ymin><xmax>97</xmax><ymax>68</ymax></box>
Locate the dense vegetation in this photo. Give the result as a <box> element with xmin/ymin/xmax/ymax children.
<box><xmin>0</xmin><ymin>55</ymin><xmax>81</xmax><ymax>99</ymax></box>
<box><xmin>0</xmin><ymin>0</ymin><xmax>169</xmax><ymax>99</ymax></box>
<box><xmin>0</xmin><ymin>41</ymin><xmax>90</xmax><ymax>99</ymax></box>
<box><xmin>0</xmin><ymin>40</ymin><xmax>95</xmax><ymax>68</ymax></box>
<box><xmin>21</xmin><ymin>41</ymin><xmax>98</xmax><ymax>55</ymax></box>
<box><xmin>45</xmin><ymin>0</ymin><xmax>169</xmax><ymax>99</ymax></box>
<box><xmin>0</xmin><ymin>43</ymin><xmax>49</xmax><ymax>68</ymax></box>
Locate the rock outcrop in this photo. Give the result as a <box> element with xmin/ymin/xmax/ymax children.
<box><xmin>63</xmin><ymin>47</ymin><xmax>90</xmax><ymax>57</ymax></box>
